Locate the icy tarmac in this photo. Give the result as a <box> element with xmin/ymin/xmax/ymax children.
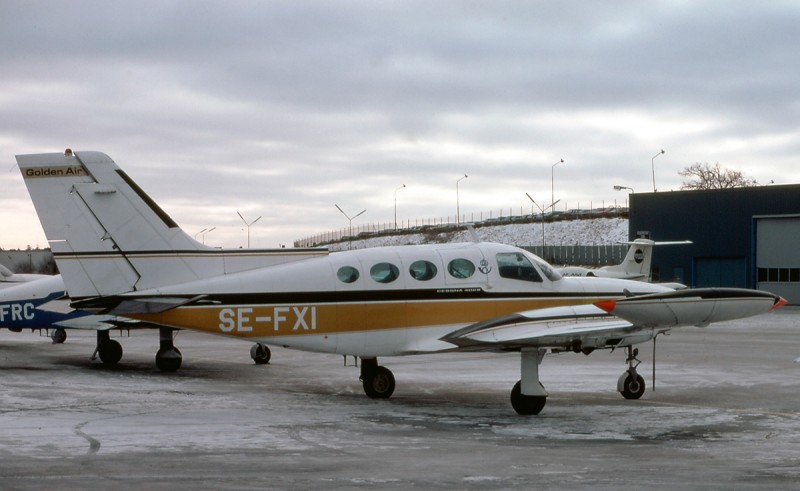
<box><xmin>2</xmin><ymin>309</ymin><xmax>799</xmax><ymax>490</ymax></box>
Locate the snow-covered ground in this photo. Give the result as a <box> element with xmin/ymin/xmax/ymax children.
<box><xmin>326</xmin><ymin>217</ymin><xmax>629</xmax><ymax>251</ymax></box>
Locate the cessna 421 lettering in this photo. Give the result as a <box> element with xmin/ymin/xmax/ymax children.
<box><xmin>16</xmin><ymin>150</ymin><xmax>786</xmax><ymax>415</ymax></box>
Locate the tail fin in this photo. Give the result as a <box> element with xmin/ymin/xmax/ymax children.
<box><xmin>601</xmin><ymin>239</ymin><xmax>692</xmax><ymax>281</ymax></box>
<box><xmin>600</xmin><ymin>239</ymin><xmax>655</xmax><ymax>280</ymax></box>
<box><xmin>17</xmin><ymin>150</ymin><xmax>325</xmax><ymax>300</ymax></box>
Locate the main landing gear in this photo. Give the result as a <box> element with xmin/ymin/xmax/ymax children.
<box><xmin>510</xmin><ymin>349</ymin><xmax>548</xmax><ymax>415</ymax></box>
<box><xmin>89</xmin><ymin>328</ymin><xmax>184</xmax><ymax>372</ymax></box>
<box><xmin>618</xmin><ymin>345</ymin><xmax>646</xmax><ymax>400</ymax></box>
<box><xmin>250</xmin><ymin>342</ymin><xmax>271</xmax><ymax>364</ymax></box>
<box><xmin>360</xmin><ymin>358</ymin><xmax>396</xmax><ymax>399</ymax></box>
<box><xmin>155</xmin><ymin>327</ymin><xmax>182</xmax><ymax>372</ymax></box>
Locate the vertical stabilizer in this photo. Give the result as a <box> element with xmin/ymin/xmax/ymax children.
<box><xmin>601</xmin><ymin>239</ymin><xmax>656</xmax><ymax>279</ymax></box>
<box><xmin>17</xmin><ymin>150</ymin><xmax>212</xmax><ymax>298</ymax></box>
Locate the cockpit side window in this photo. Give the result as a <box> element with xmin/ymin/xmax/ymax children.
<box><xmin>370</xmin><ymin>262</ymin><xmax>400</xmax><ymax>283</ymax></box>
<box><xmin>409</xmin><ymin>260</ymin><xmax>438</xmax><ymax>281</ymax></box>
<box><xmin>496</xmin><ymin>252</ymin><xmax>543</xmax><ymax>282</ymax></box>
<box><xmin>447</xmin><ymin>258</ymin><xmax>476</xmax><ymax>279</ymax></box>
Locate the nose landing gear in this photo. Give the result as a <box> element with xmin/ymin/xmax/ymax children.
<box><xmin>618</xmin><ymin>346</ymin><xmax>646</xmax><ymax>400</ymax></box>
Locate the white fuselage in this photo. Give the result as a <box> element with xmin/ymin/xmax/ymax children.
<box><xmin>119</xmin><ymin>242</ymin><xmax>670</xmax><ymax>357</ymax></box>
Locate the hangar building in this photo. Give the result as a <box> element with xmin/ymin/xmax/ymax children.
<box><xmin>628</xmin><ymin>184</ymin><xmax>800</xmax><ymax>304</ymax></box>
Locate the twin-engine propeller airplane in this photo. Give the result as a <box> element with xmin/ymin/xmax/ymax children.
<box><xmin>0</xmin><ymin>273</ymin><xmax>126</xmax><ymax>346</ymax></box>
<box><xmin>16</xmin><ymin>150</ymin><xmax>786</xmax><ymax>415</ymax></box>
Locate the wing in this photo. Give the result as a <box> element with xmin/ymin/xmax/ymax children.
<box><xmin>440</xmin><ymin>288</ymin><xmax>786</xmax><ymax>352</ymax></box>
<box><xmin>440</xmin><ymin>304</ymin><xmax>647</xmax><ymax>352</ymax></box>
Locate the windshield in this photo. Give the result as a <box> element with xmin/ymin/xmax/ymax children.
<box><xmin>530</xmin><ymin>255</ymin><xmax>562</xmax><ymax>281</ymax></box>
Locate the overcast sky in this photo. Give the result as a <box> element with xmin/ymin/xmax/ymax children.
<box><xmin>2</xmin><ymin>1</ymin><xmax>799</xmax><ymax>250</ymax></box>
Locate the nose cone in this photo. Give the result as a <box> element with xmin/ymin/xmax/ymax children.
<box><xmin>771</xmin><ymin>296</ymin><xmax>789</xmax><ymax>310</ymax></box>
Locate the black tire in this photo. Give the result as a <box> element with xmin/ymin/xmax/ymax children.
<box><xmin>250</xmin><ymin>343</ymin><xmax>271</xmax><ymax>365</ymax></box>
<box><xmin>621</xmin><ymin>373</ymin><xmax>646</xmax><ymax>400</ymax></box>
<box><xmin>98</xmin><ymin>339</ymin><xmax>123</xmax><ymax>365</ymax></box>
<box><xmin>155</xmin><ymin>347</ymin><xmax>182</xmax><ymax>372</ymax></box>
<box><xmin>510</xmin><ymin>380</ymin><xmax>547</xmax><ymax>415</ymax></box>
<box><xmin>362</xmin><ymin>366</ymin><xmax>395</xmax><ymax>399</ymax></box>
<box><xmin>51</xmin><ymin>328</ymin><xmax>67</xmax><ymax>344</ymax></box>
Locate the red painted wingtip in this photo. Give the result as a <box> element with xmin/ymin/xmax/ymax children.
<box><xmin>771</xmin><ymin>296</ymin><xmax>789</xmax><ymax>310</ymax></box>
<box><xmin>594</xmin><ymin>300</ymin><xmax>617</xmax><ymax>313</ymax></box>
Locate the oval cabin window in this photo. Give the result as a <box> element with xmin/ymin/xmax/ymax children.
<box><xmin>447</xmin><ymin>258</ymin><xmax>475</xmax><ymax>279</ymax></box>
<box><xmin>409</xmin><ymin>260</ymin><xmax>438</xmax><ymax>281</ymax></box>
<box><xmin>337</xmin><ymin>266</ymin><xmax>360</xmax><ymax>283</ymax></box>
<box><xmin>370</xmin><ymin>262</ymin><xmax>400</xmax><ymax>283</ymax></box>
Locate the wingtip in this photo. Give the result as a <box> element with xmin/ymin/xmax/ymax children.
<box><xmin>593</xmin><ymin>299</ymin><xmax>617</xmax><ymax>313</ymax></box>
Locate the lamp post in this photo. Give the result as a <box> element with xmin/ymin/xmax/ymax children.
<box><xmin>526</xmin><ymin>193</ymin><xmax>560</xmax><ymax>254</ymax></box>
<box><xmin>456</xmin><ymin>174</ymin><xmax>468</xmax><ymax>224</ymax></box>
<box><xmin>201</xmin><ymin>226</ymin><xmax>216</xmax><ymax>245</ymax></box>
<box><xmin>651</xmin><ymin>149</ymin><xmax>665</xmax><ymax>192</ymax></box>
<box><xmin>551</xmin><ymin>159</ymin><xmax>563</xmax><ymax>209</ymax></box>
<box><xmin>335</xmin><ymin>204</ymin><xmax>366</xmax><ymax>250</ymax></box>
<box><xmin>614</xmin><ymin>185</ymin><xmax>634</xmax><ymax>208</ymax></box>
<box><xmin>194</xmin><ymin>228</ymin><xmax>208</xmax><ymax>241</ymax></box>
<box><xmin>394</xmin><ymin>184</ymin><xmax>406</xmax><ymax>229</ymax></box>
<box><xmin>237</xmin><ymin>212</ymin><xmax>262</xmax><ymax>248</ymax></box>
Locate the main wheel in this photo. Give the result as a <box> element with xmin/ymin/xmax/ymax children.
<box><xmin>620</xmin><ymin>373</ymin><xmax>646</xmax><ymax>400</ymax></box>
<box><xmin>510</xmin><ymin>381</ymin><xmax>547</xmax><ymax>415</ymax></box>
<box><xmin>98</xmin><ymin>339</ymin><xmax>123</xmax><ymax>365</ymax></box>
<box><xmin>155</xmin><ymin>347</ymin><xmax>182</xmax><ymax>372</ymax></box>
<box><xmin>362</xmin><ymin>366</ymin><xmax>395</xmax><ymax>399</ymax></box>
<box><xmin>51</xmin><ymin>328</ymin><xmax>67</xmax><ymax>344</ymax></box>
<box><xmin>250</xmin><ymin>343</ymin><xmax>271</xmax><ymax>365</ymax></box>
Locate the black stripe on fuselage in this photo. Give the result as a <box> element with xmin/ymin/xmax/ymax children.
<box><xmin>71</xmin><ymin>288</ymin><xmax>652</xmax><ymax>311</ymax></box>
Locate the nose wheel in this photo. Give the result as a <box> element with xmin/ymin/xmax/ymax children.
<box><xmin>618</xmin><ymin>346</ymin><xmax>646</xmax><ymax>400</ymax></box>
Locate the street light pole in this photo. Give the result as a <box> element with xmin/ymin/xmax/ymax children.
<box><xmin>551</xmin><ymin>159</ymin><xmax>563</xmax><ymax>209</ymax></box>
<box><xmin>201</xmin><ymin>226</ymin><xmax>216</xmax><ymax>245</ymax></box>
<box><xmin>394</xmin><ymin>184</ymin><xmax>406</xmax><ymax>229</ymax></box>
<box><xmin>335</xmin><ymin>204</ymin><xmax>366</xmax><ymax>250</ymax></box>
<box><xmin>526</xmin><ymin>193</ymin><xmax>560</xmax><ymax>255</ymax></box>
<box><xmin>613</xmin><ymin>185</ymin><xmax>635</xmax><ymax>208</ymax></box>
<box><xmin>651</xmin><ymin>149</ymin><xmax>665</xmax><ymax>192</ymax></box>
<box><xmin>456</xmin><ymin>174</ymin><xmax>468</xmax><ymax>224</ymax></box>
<box><xmin>237</xmin><ymin>212</ymin><xmax>262</xmax><ymax>248</ymax></box>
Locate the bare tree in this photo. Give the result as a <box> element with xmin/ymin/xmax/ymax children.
<box><xmin>679</xmin><ymin>162</ymin><xmax>758</xmax><ymax>190</ymax></box>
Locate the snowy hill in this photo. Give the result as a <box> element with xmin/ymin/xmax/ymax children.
<box><xmin>327</xmin><ymin>217</ymin><xmax>629</xmax><ymax>252</ymax></box>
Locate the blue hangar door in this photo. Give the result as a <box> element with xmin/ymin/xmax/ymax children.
<box><xmin>694</xmin><ymin>257</ymin><xmax>746</xmax><ymax>288</ymax></box>
<box><xmin>756</xmin><ymin>216</ymin><xmax>800</xmax><ymax>304</ymax></box>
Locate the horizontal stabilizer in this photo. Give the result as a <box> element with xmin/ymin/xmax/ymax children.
<box><xmin>110</xmin><ymin>295</ymin><xmax>207</xmax><ymax>315</ymax></box>
<box><xmin>72</xmin><ymin>295</ymin><xmax>206</xmax><ymax>315</ymax></box>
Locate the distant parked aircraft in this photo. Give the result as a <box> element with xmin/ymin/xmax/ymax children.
<box><xmin>559</xmin><ymin>239</ymin><xmax>692</xmax><ymax>282</ymax></box>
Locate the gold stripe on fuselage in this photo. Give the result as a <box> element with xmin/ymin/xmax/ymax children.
<box><xmin>128</xmin><ymin>296</ymin><xmax>601</xmax><ymax>338</ymax></box>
